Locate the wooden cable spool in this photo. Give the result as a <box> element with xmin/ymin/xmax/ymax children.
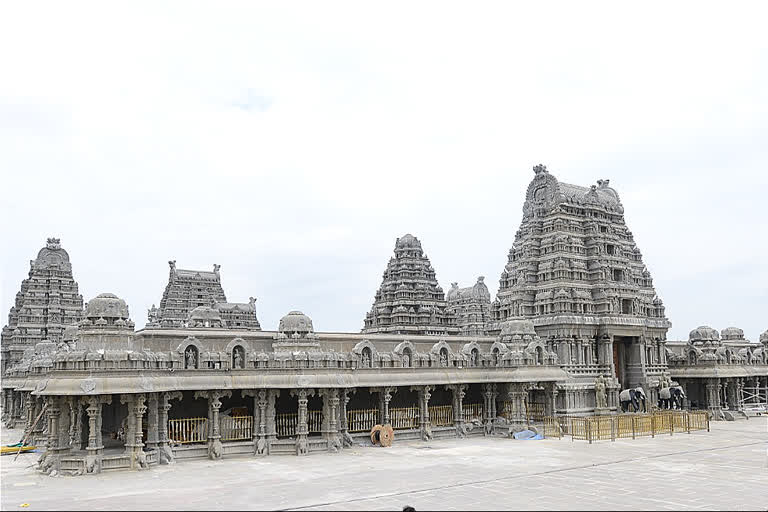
<box><xmin>370</xmin><ymin>424</ymin><xmax>383</xmax><ymax>445</ymax></box>
<box><xmin>379</xmin><ymin>424</ymin><xmax>394</xmax><ymax>447</ymax></box>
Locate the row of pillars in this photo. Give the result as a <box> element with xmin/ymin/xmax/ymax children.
<box><xmin>4</xmin><ymin>381</ymin><xmax>562</xmax><ymax>475</ymax></box>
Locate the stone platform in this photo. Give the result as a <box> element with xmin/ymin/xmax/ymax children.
<box><xmin>1</xmin><ymin>419</ymin><xmax>766</xmax><ymax>511</ymax></box>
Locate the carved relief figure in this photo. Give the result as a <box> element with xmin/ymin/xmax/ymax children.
<box><xmin>185</xmin><ymin>348</ymin><xmax>197</xmax><ymax>369</ymax></box>
<box><xmin>594</xmin><ymin>375</ymin><xmax>607</xmax><ymax>409</ymax></box>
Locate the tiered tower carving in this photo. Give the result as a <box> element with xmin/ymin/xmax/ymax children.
<box><xmin>0</xmin><ymin>238</ymin><xmax>83</xmax><ymax>374</ymax></box>
<box><xmin>446</xmin><ymin>277</ymin><xmax>491</xmax><ymax>336</ymax></box>
<box><xmin>363</xmin><ymin>234</ymin><xmax>459</xmax><ymax>336</ymax></box>
<box><xmin>147</xmin><ymin>262</ymin><xmax>260</xmax><ymax>330</ymax></box>
<box><xmin>490</xmin><ymin>165</ymin><xmax>671</xmax><ymax>390</ymax></box>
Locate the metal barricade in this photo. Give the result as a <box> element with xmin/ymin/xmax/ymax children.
<box><xmin>463</xmin><ymin>403</ymin><xmax>483</xmax><ymax>422</ymax></box>
<box><xmin>429</xmin><ymin>405</ymin><xmax>454</xmax><ymax>427</ymax></box>
<box><xmin>168</xmin><ymin>417</ymin><xmax>208</xmax><ymax>444</ymax></box>
<box><xmin>347</xmin><ymin>408</ymin><xmax>379</xmax><ymax>433</ymax></box>
<box><xmin>221</xmin><ymin>415</ymin><xmax>252</xmax><ymax>441</ymax></box>
<box><xmin>390</xmin><ymin>406</ymin><xmax>420</xmax><ymax>430</ymax></box>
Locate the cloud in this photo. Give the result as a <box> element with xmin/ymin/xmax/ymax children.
<box><xmin>1</xmin><ymin>2</ymin><xmax>767</xmax><ymax>342</ymax></box>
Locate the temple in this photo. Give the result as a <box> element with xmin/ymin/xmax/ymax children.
<box><xmin>0</xmin><ymin>238</ymin><xmax>83</xmax><ymax>376</ymax></box>
<box><xmin>362</xmin><ymin>234</ymin><xmax>459</xmax><ymax>336</ymax></box>
<box><xmin>146</xmin><ymin>261</ymin><xmax>260</xmax><ymax>330</ymax></box>
<box><xmin>1</xmin><ymin>165</ymin><xmax>765</xmax><ymax>476</ymax></box>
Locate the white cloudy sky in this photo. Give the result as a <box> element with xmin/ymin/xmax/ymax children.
<box><xmin>1</xmin><ymin>2</ymin><xmax>766</xmax><ymax>342</ymax></box>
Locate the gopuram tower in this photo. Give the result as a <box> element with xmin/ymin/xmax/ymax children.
<box><xmin>489</xmin><ymin>165</ymin><xmax>671</xmax><ymax>395</ymax></box>
<box><xmin>362</xmin><ymin>234</ymin><xmax>459</xmax><ymax>336</ymax></box>
<box><xmin>146</xmin><ymin>261</ymin><xmax>260</xmax><ymax>330</ymax></box>
<box><xmin>1</xmin><ymin>238</ymin><xmax>84</xmax><ymax>375</ymax></box>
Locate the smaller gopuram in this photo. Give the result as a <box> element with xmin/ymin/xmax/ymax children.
<box><xmin>446</xmin><ymin>277</ymin><xmax>491</xmax><ymax>336</ymax></box>
<box><xmin>362</xmin><ymin>234</ymin><xmax>459</xmax><ymax>336</ymax></box>
<box><xmin>0</xmin><ymin>238</ymin><xmax>83</xmax><ymax>375</ymax></box>
<box><xmin>147</xmin><ymin>262</ymin><xmax>260</xmax><ymax>330</ymax></box>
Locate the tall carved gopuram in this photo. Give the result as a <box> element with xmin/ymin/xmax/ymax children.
<box><xmin>362</xmin><ymin>234</ymin><xmax>459</xmax><ymax>336</ymax></box>
<box><xmin>0</xmin><ymin>238</ymin><xmax>83</xmax><ymax>375</ymax></box>
<box><xmin>146</xmin><ymin>261</ymin><xmax>260</xmax><ymax>330</ymax></box>
<box><xmin>489</xmin><ymin>165</ymin><xmax>671</xmax><ymax>393</ymax></box>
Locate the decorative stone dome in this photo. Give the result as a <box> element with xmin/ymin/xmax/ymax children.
<box><xmin>688</xmin><ymin>325</ymin><xmax>720</xmax><ymax>344</ymax></box>
<box><xmin>395</xmin><ymin>233</ymin><xmax>422</xmax><ymax>250</ymax></box>
<box><xmin>85</xmin><ymin>293</ymin><xmax>130</xmax><ymax>321</ymax></box>
<box><xmin>500</xmin><ymin>319</ymin><xmax>537</xmax><ymax>337</ymax></box>
<box><xmin>34</xmin><ymin>237</ymin><xmax>71</xmax><ymax>269</ymax></box>
<box><xmin>278</xmin><ymin>310</ymin><xmax>314</xmax><ymax>335</ymax></box>
<box><xmin>720</xmin><ymin>327</ymin><xmax>744</xmax><ymax>341</ymax></box>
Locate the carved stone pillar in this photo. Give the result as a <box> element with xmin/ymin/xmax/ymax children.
<box><xmin>374</xmin><ymin>386</ymin><xmax>396</xmax><ymax>425</ymax></box>
<box><xmin>706</xmin><ymin>379</ymin><xmax>722</xmax><ymax>416</ymax></box>
<box><xmin>243</xmin><ymin>389</ymin><xmax>270</xmax><ymax>455</ymax></box>
<box><xmin>319</xmin><ymin>388</ymin><xmax>341</xmax><ymax>452</ymax></box>
<box><xmin>120</xmin><ymin>393</ymin><xmax>148</xmax><ymax>470</ymax></box>
<box><xmin>41</xmin><ymin>396</ymin><xmax>61</xmax><ymax>474</ymax></box>
<box><xmin>25</xmin><ymin>393</ymin><xmax>36</xmax><ymax>438</ymax></box>
<box><xmin>448</xmin><ymin>384</ymin><xmax>466</xmax><ymax>437</ymax></box>
<box><xmin>411</xmin><ymin>385</ymin><xmax>433</xmax><ymax>441</ymax></box>
<box><xmin>158</xmin><ymin>391</ymin><xmax>180</xmax><ymax>465</ymax></box>
<box><xmin>290</xmin><ymin>388</ymin><xmax>314</xmax><ymax>456</ymax></box>
<box><xmin>194</xmin><ymin>390</ymin><xmax>231</xmax><ymax>460</ymax></box>
<box><xmin>84</xmin><ymin>395</ymin><xmax>110</xmax><ymax>474</ymax></box>
<box><xmin>482</xmin><ymin>383</ymin><xmax>497</xmax><ymax>435</ymax></box>
<box><xmin>146</xmin><ymin>393</ymin><xmax>159</xmax><ymax>450</ymax></box>
<box><xmin>507</xmin><ymin>383</ymin><xmax>527</xmax><ymax>424</ymax></box>
<box><xmin>545</xmin><ymin>383</ymin><xmax>559</xmax><ymax>416</ymax></box>
<box><xmin>339</xmin><ymin>388</ymin><xmax>354</xmax><ymax>448</ymax></box>
<box><xmin>266</xmin><ymin>389</ymin><xmax>279</xmax><ymax>443</ymax></box>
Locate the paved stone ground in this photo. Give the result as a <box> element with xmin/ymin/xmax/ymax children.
<box><xmin>1</xmin><ymin>419</ymin><xmax>766</xmax><ymax>511</ymax></box>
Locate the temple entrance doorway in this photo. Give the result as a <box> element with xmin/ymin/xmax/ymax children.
<box><xmin>613</xmin><ymin>336</ymin><xmax>643</xmax><ymax>389</ymax></box>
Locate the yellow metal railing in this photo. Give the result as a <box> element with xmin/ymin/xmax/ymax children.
<box><xmin>276</xmin><ymin>411</ymin><xmax>323</xmax><ymax>438</ymax></box>
<box><xmin>347</xmin><ymin>408</ymin><xmax>379</xmax><ymax>433</ymax></box>
<box><xmin>429</xmin><ymin>405</ymin><xmax>454</xmax><ymax>427</ymax></box>
<box><xmin>221</xmin><ymin>415</ymin><xmax>252</xmax><ymax>441</ymax></box>
<box><xmin>390</xmin><ymin>406</ymin><xmax>419</xmax><ymax>430</ymax></box>
<box><xmin>168</xmin><ymin>417</ymin><xmax>208</xmax><ymax>444</ymax></box>
<box><xmin>525</xmin><ymin>402</ymin><xmax>546</xmax><ymax>422</ymax></box>
<box><xmin>546</xmin><ymin>410</ymin><xmax>710</xmax><ymax>443</ymax></box>
<box><xmin>276</xmin><ymin>413</ymin><xmax>297</xmax><ymax>438</ymax></box>
<box><xmin>463</xmin><ymin>403</ymin><xmax>483</xmax><ymax>422</ymax></box>
<box><xmin>308</xmin><ymin>410</ymin><xmax>323</xmax><ymax>433</ymax></box>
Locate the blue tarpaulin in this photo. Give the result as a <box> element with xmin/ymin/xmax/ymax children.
<box><xmin>513</xmin><ymin>429</ymin><xmax>543</xmax><ymax>440</ymax></box>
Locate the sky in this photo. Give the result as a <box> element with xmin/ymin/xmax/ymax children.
<box><xmin>1</xmin><ymin>2</ymin><xmax>767</xmax><ymax>342</ymax></box>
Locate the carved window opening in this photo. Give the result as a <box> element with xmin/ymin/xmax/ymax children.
<box><xmin>621</xmin><ymin>299</ymin><xmax>632</xmax><ymax>314</ymax></box>
<box><xmin>606</xmin><ymin>244</ymin><xmax>615</xmax><ymax>255</ymax></box>
<box><xmin>184</xmin><ymin>345</ymin><xmax>199</xmax><ymax>369</ymax></box>
<box><xmin>613</xmin><ymin>269</ymin><xmax>623</xmax><ymax>281</ymax></box>
<box><xmin>439</xmin><ymin>348</ymin><xmax>449</xmax><ymax>367</ymax></box>
<box><xmin>492</xmin><ymin>348</ymin><xmax>500</xmax><ymax>366</ymax></box>
<box><xmin>470</xmin><ymin>348</ymin><xmax>479</xmax><ymax>367</ymax></box>
<box><xmin>536</xmin><ymin>346</ymin><xmax>544</xmax><ymax>365</ymax></box>
<box><xmin>361</xmin><ymin>347</ymin><xmax>372</xmax><ymax>368</ymax></box>
<box><xmin>402</xmin><ymin>347</ymin><xmax>412</xmax><ymax>368</ymax></box>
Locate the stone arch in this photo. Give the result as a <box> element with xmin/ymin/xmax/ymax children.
<box><xmin>687</xmin><ymin>346</ymin><xmax>701</xmax><ymax>365</ymax></box>
<box><xmin>429</xmin><ymin>340</ymin><xmax>454</xmax><ymax>356</ymax></box>
<box><xmin>352</xmin><ymin>339</ymin><xmax>378</xmax><ymax>368</ymax></box>
<box><xmin>175</xmin><ymin>336</ymin><xmax>203</xmax><ymax>355</ymax></box>
<box><xmin>393</xmin><ymin>340</ymin><xmax>416</xmax><ymax>367</ymax></box>
<box><xmin>461</xmin><ymin>341</ymin><xmax>482</xmax><ymax>367</ymax></box>
<box><xmin>225</xmin><ymin>337</ymin><xmax>248</xmax><ymax>369</ymax></box>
